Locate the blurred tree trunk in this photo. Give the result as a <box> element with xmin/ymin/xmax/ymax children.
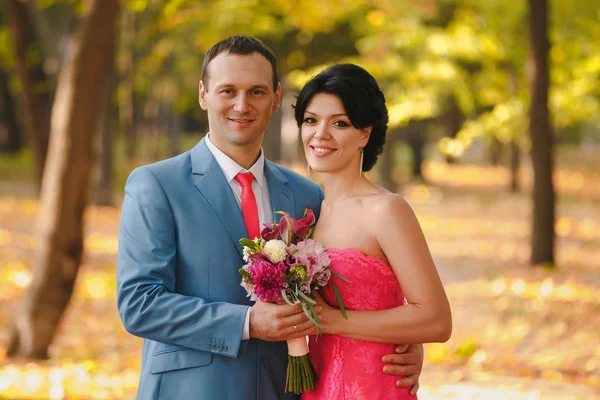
<box><xmin>528</xmin><ymin>0</ymin><xmax>555</xmax><ymax>266</ymax></box>
<box><xmin>0</xmin><ymin>67</ymin><xmax>22</xmax><ymax>153</ymax></box>
<box><xmin>7</xmin><ymin>0</ymin><xmax>120</xmax><ymax>359</ymax></box>
<box><xmin>379</xmin><ymin>129</ymin><xmax>398</xmax><ymax>192</ymax></box>
<box><xmin>510</xmin><ymin>141</ymin><xmax>520</xmax><ymax>192</ymax></box>
<box><xmin>506</xmin><ymin>64</ymin><xmax>521</xmax><ymax>193</ymax></box>
<box><xmin>93</xmin><ymin>36</ymin><xmax>118</xmax><ymax>207</ymax></box>
<box><xmin>404</xmin><ymin>120</ymin><xmax>428</xmax><ymax>182</ymax></box>
<box><xmin>6</xmin><ymin>0</ymin><xmax>51</xmax><ymax>183</ymax></box>
<box><xmin>488</xmin><ymin>138</ymin><xmax>503</xmax><ymax>166</ymax></box>
<box><xmin>264</xmin><ymin>109</ymin><xmax>282</xmax><ymax>162</ymax></box>
<box><xmin>120</xmin><ymin>9</ymin><xmax>137</xmax><ymax>160</ymax></box>
<box><xmin>443</xmin><ymin>96</ymin><xmax>464</xmax><ymax>164</ymax></box>
<box><xmin>23</xmin><ymin>0</ymin><xmax>74</xmax><ymax>90</ymax></box>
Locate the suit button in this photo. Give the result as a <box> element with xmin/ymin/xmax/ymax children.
<box><xmin>216</xmin><ymin>344</ymin><xmax>223</xmax><ymax>351</ymax></box>
<box><xmin>222</xmin><ymin>345</ymin><xmax>228</xmax><ymax>351</ymax></box>
<box><xmin>208</xmin><ymin>343</ymin><xmax>214</xmax><ymax>349</ymax></box>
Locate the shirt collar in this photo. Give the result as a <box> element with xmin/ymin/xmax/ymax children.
<box><xmin>205</xmin><ymin>133</ymin><xmax>266</xmax><ymax>187</ymax></box>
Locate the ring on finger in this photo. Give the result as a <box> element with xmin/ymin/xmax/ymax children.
<box><xmin>293</xmin><ymin>325</ymin><xmax>298</xmax><ymax>332</ymax></box>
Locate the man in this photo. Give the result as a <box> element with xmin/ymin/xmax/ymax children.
<box><xmin>117</xmin><ymin>35</ymin><xmax>423</xmax><ymax>399</ymax></box>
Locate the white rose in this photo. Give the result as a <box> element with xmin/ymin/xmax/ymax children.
<box><xmin>263</xmin><ymin>239</ymin><xmax>288</xmax><ymax>263</ymax></box>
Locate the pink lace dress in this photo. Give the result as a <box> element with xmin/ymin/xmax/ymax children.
<box><xmin>302</xmin><ymin>248</ymin><xmax>417</xmax><ymax>400</ymax></box>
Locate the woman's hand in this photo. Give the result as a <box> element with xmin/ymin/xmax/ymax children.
<box><xmin>312</xmin><ymin>291</ymin><xmax>343</xmax><ymax>334</ymax></box>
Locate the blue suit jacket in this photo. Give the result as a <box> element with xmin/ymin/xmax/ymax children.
<box><xmin>117</xmin><ymin>138</ymin><xmax>323</xmax><ymax>399</ymax></box>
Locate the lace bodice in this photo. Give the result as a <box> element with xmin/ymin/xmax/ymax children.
<box><xmin>320</xmin><ymin>248</ymin><xmax>405</xmax><ymax>310</ymax></box>
<box><xmin>302</xmin><ymin>248</ymin><xmax>416</xmax><ymax>400</ymax></box>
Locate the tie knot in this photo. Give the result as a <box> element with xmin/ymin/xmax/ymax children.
<box><xmin>235</xmin><ymin>173</ymin><xmax>255</xmax><ymax>187</ymax></box>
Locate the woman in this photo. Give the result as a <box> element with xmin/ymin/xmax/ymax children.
<box><xmin>295</xmin><ymin>64</ymin><xmax>452</xmax><ymax>400</ymax></box>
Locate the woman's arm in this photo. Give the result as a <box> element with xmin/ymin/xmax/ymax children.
<box><xmin>321</xmin><ymin>195</ymin><xmax>452</xmax><ymax>344</ymax></box>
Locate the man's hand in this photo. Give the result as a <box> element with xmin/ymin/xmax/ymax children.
<box><xmin>382</xmin><ymin>343</ymin><xmax>423</xmax><ymax>395</ymax></box>
<box><xmin>249</xmin><ymin>300</ymin><xmax>322</xmax><ymax>342</ymax></box>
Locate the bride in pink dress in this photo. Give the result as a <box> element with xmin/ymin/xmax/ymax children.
<box><xmin>294</xmin><ymin>64</ymin><xmax>453</xmax><ymax>400</ymax></box>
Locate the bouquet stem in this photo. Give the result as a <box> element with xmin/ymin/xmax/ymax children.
<box><xmin>285</xmin><ymin>337</ymin><xmax>317</xmax><ymax>394</ymax></box>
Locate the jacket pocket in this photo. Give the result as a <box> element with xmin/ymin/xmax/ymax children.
<box><xmin>150</xmin><ymin>345</ymin><xmax>213</xmax><ymax>374</ymax></box>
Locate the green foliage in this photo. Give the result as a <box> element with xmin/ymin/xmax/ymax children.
<box><xmin>0</xmin><ymin>151</ymin><xmax>35</xmax><ymax>182</ymax></box>
<box><xmin>13</xmin><ymin>0</ymin><xmax>590</xmax><ymax>154</ymax></box>
<box><xmin>0</xmin><ymin>27</ymin><xmax>14</xmax><ymax>67</ymax></box>
<box><xmin>5</xmin><ymin>0</ymin><xmax>598</xmax><ymax>151</ymax></box>
<box><xmin>126</xmin><ymin>0</ymin><xmax>153</xmax><ymax>12</ymax></box>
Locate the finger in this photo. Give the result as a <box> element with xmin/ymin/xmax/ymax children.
<box><xmin>279</xmin><ymin>306</ymin><xmax>323</xmax><ymax>326</ymax></box>
<box><xmin>273</xmin><ymin>302</ymin><xmax>304</xmax><ymax>317</ymax></box>
<box><xmin>281</xmin><ymin>323</ymin><xmax>317</xmax><ymax>341</ymax></box>
<box><xmin>296</xmin><ymin>318</ymin><xmax>320</xmax><ymax>334</ymax></box>
<box><xmin>395</xmin><ymin>375</ymin><xmax>418</xmax><ymax>388</ymax></box>
<box><xmin>382</xmin><ymin>352</ymin><xmax>420</xmax><ymax>366</ymax></box>
<box><xmin>292</xmin><ymin>325</ymin><xmax>318</xmax><ymax>339</ymax></box>
<box><xmin>409</xmin><ymin>382</ymin><xmax>419</xmax><ymax>396</ymax></box>
<box><xmin>312</xmin><ymin>292</ymin><xmax>325</xmax><ymax>303</ymax></box>
<box><xmin>382</xmin><ymin>365</ymin><xmax>416</xmax><ymax>376</ymax></box>
<box><xmin>394</xmin><ymin>344</ymin><xmax>409</xmax><ymax>353</ymax></box>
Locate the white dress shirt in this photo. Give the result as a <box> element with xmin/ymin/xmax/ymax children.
<box><xmin>205</xmin><ymin>134</ymin><xmax>272</xmax><ymax>340</ymax></box>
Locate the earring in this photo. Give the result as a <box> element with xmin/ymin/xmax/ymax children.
<box><xmin>359</xmin><ymin>148</ymin><xmax>364</xmax><ymax>177</ymax></box>
<box><xmin>307</xmin><ymin>163</ymin><xmax>311</xmax><ymax>177</ymax></box>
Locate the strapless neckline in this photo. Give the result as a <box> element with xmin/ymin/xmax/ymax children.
<box><xmin>325</xmin><ymin>247</ymin><xmax>392</xmax><ymax>274</ymax></box>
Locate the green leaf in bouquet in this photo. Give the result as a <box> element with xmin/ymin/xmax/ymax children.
<box><xmin>331</xmin><ymin>270</ymin><xmax>351</xmax><ymax>283</ymax></box>
<box><xmin>239</xmin><ymin>238</ymin><xmax>262</xmax><ymax>253</ymax></box>
<box><xmin>281</xmin><ymin>289</ymin><xmax>298</xmax><ymax>306</ymax></box>
<box><xmin>305</xmin><ymin>226</ymin><xmax>314</xmax><ymax>240</ymax></box>
<box><xmin>291</xmin><ymin>265</ymin><xmax>307</xmax><ymax>280</ymax></box>
<box><xmin>332</xmin><ymin>281</ymin><xmax>349</xmax><ymax>320</ymax></box>
<box><xmin>301</xmin><ymin>302</ymin><xmax>322</xmax><ymax>330</ymax></box>
<box><xmin>239</xmin><ymin>238</ymin><xmax>255</xmax><ymax>248</ymax></box>
<box><xmin>238</xmin><ymin>268</ymin><xmax>251</xmax><ymax>283</ymax></box>
<box><xmin>306</xmin><ymin>300</ymin><xmax>321</xmax><ymax>326</ymax></box>
<box><xmin>297</xmin><ymin>290</ymin><xmax>316</xmax><ymax>304</ymax></box>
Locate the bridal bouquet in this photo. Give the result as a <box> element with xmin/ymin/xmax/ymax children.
<box><xmin>239</xmin><ymin>209</ymin><xmax>348</xmax><ymax>394</ymax></box>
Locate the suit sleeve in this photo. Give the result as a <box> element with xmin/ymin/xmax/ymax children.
<box><xmin>116</xmin><ymin>167</ymin><xmax>249</xmax><ymax>358</ymax></box>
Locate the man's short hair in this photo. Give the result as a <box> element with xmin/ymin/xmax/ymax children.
<box><xmin>201</xmin><ymin>36</ymin><xmax>279</xmax><ymax>92</ymax></box>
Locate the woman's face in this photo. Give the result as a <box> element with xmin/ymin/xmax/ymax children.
<box><xmin>301</xmin><ymin>93</ymin><xmax>370</xmax><ymax>175</ymax></box>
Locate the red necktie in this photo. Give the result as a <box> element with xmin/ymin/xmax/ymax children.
<box><xmin>235</xmin><ymin>173</ymin><xmax>260</xmax><ymax>240</ymax></box>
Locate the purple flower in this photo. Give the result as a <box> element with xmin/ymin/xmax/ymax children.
<box><xmin>260</xmin><ymin>209</ymin><xmax>316</xmax><ymax>244</ymax></box>
<box><xmin>260</xmin><ymin>222</ymin><xmax>281</xmax><ymax>242</ymax></box>
<box><xmin>248</xmin><ymin>259</ymin><xmax>287</xmax><ymax>302</ymax></box>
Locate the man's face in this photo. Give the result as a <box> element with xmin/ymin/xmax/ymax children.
<box><xmin>199</xmin><ymin>52</ymin><xmax>281</xmax><ymax>155</ymax></box>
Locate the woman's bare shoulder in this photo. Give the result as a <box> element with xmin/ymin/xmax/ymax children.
<box><xmin>367</xmin><ymin>192</ymin><xmax>414</xmax><ymax>218</ymax></box>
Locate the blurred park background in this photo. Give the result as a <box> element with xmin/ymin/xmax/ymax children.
<box><xmin>1</xmin><ymin>0</ymin><xmax>599</xmax><ymax>398</ymax></box>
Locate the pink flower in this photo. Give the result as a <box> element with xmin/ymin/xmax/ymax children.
<box><xmin>294</xmin><ymin>239</ymin><xmax>330</xmax><ymax>277</ymax></box>
<box><xmin>315</xmin><ymin>269</ymin><xmax>331</xmax><ymax>287</ymax></box>
<box><xmin>248</xmin><ymin>259</ymin><xmax>287</xmax><ymax>302</ymax></box>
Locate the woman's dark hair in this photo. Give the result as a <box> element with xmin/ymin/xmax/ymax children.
<box><xmin>202</xmin><ymin>36</ymin><xmax>279</xmax><ymax>92</ymax></box>
<box><xmin>294</xmin><ymin>64</ymin><xmax>389</xmax><ymax>172</ymax></box>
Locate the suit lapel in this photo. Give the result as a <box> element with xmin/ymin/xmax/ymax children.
<box><xmin>191</xmin><ymin>139</ymin><xmax>247</xmax><ymax>257</ymax></box>
<box><xmin>264</xmin><ymin>160</ymin><xmax>294</xmax><ymax>223</ymax></box>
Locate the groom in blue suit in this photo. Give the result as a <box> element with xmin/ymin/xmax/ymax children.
<box><xmin>117</xmin><ymin>36</ymin><xmax>423</xmax><ymax>399</ymax></box>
